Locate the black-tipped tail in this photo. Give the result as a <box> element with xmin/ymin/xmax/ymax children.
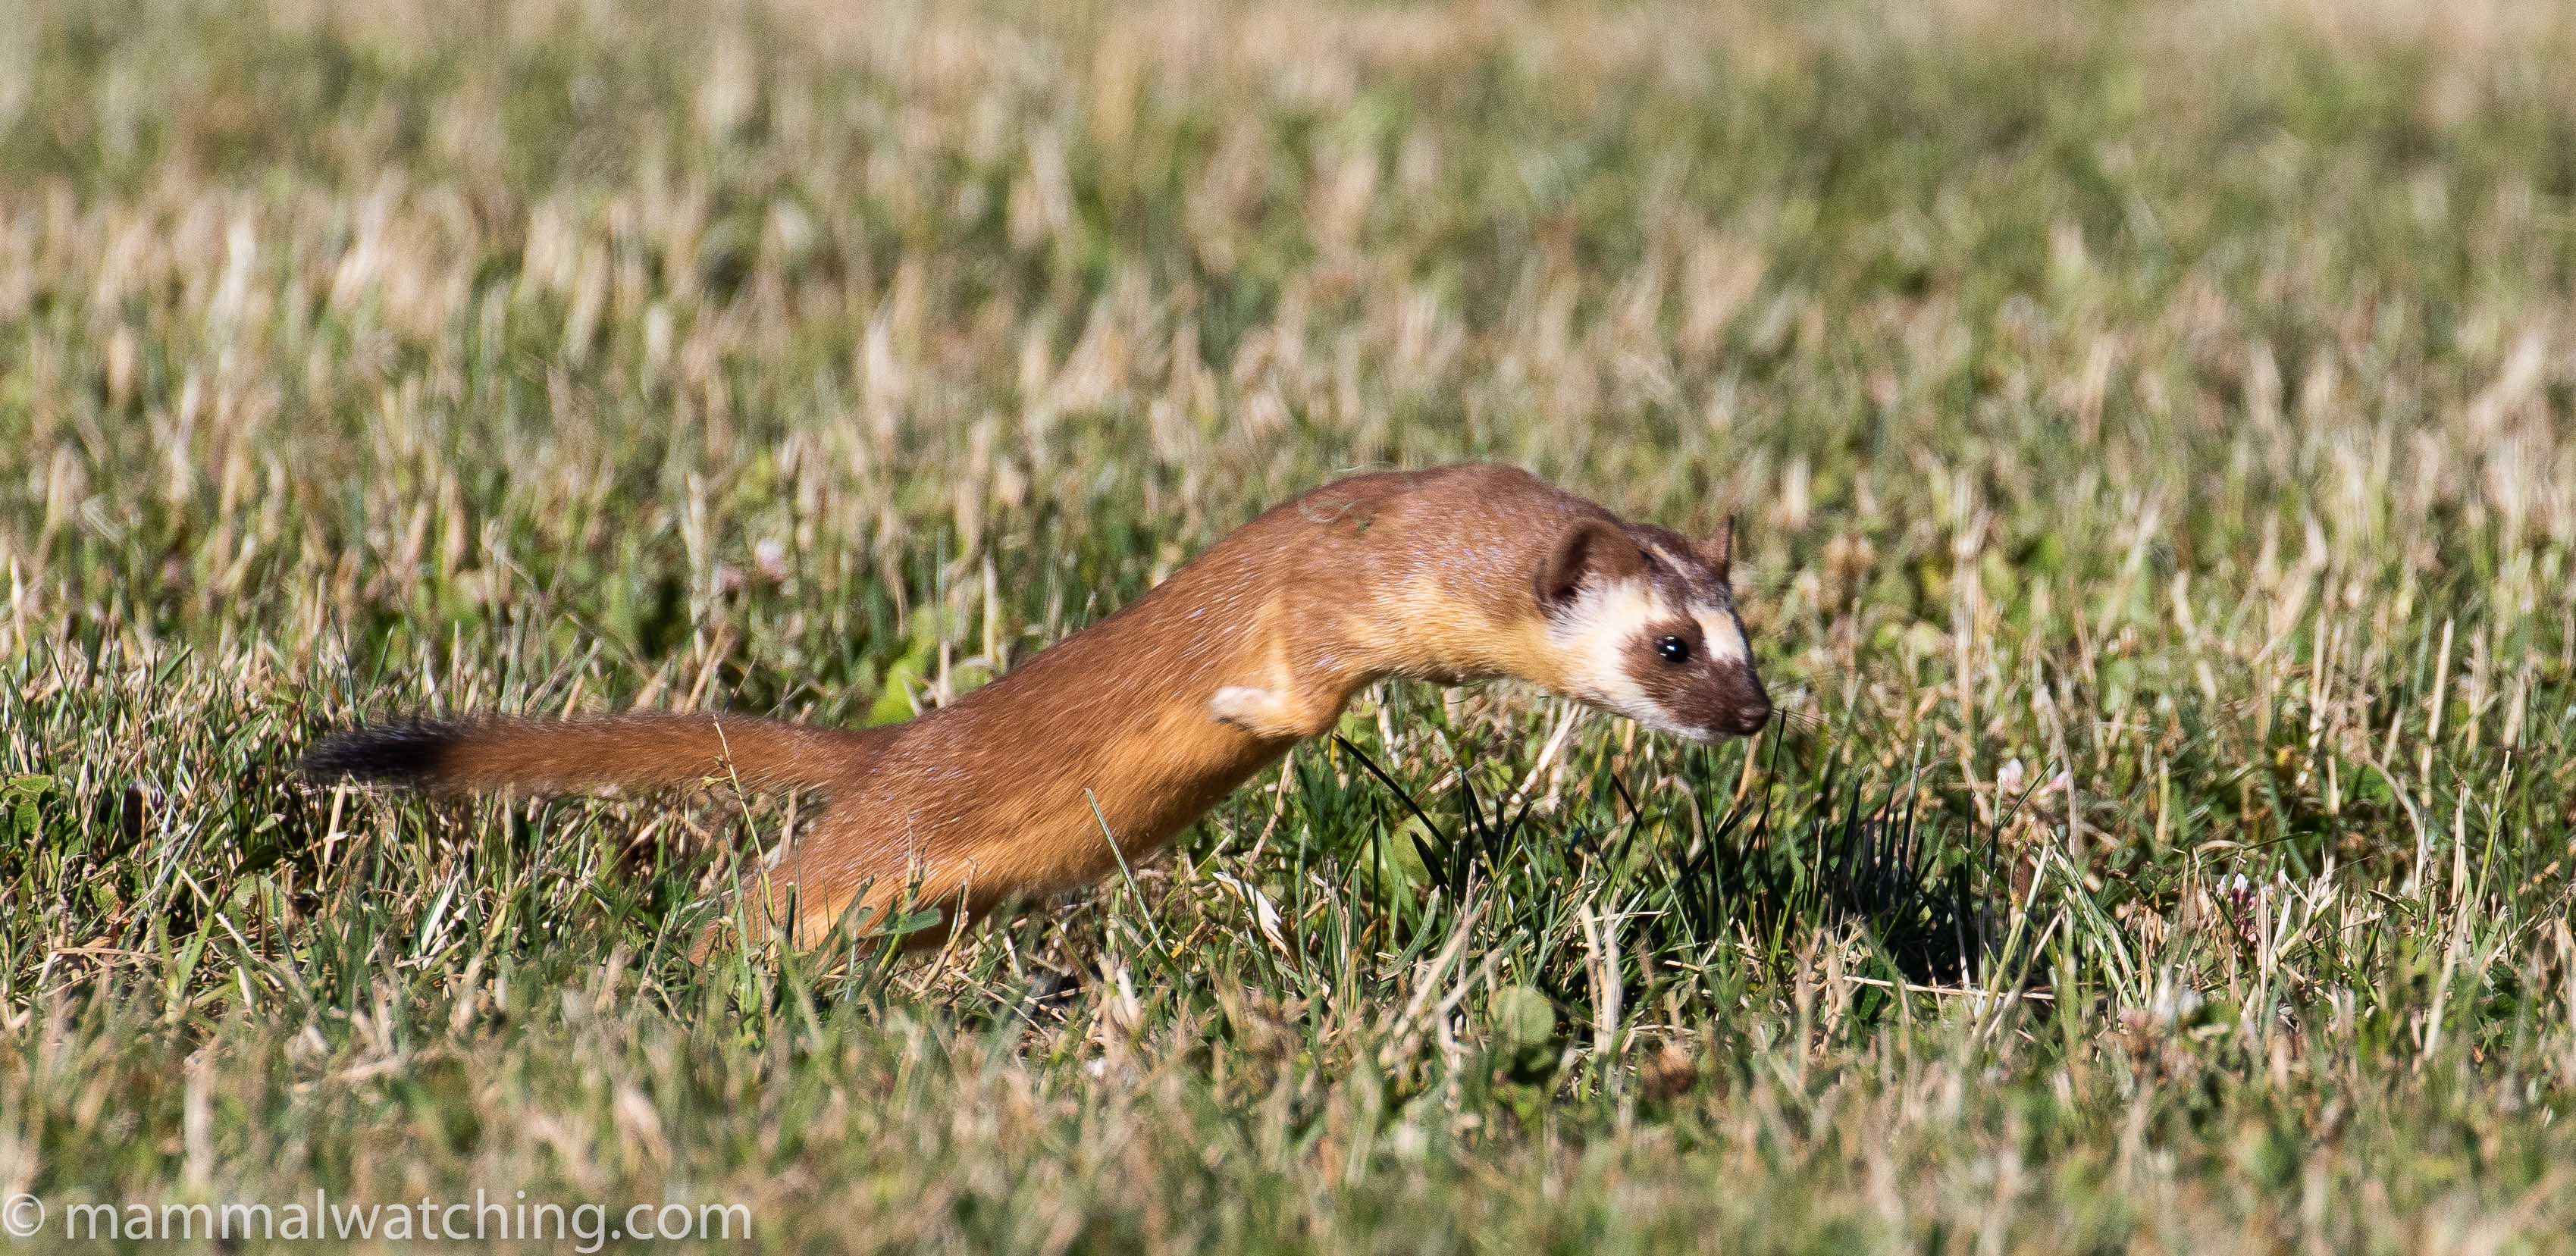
<box><xmin>300</xmin><ymin>721</ymin><xmax>459</xmax><ymax>785</ymax></box>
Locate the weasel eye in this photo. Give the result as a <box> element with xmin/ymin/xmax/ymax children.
<box><xmin>1656</xmin><ymin>635</ymin><xmax>1691</xmax><ymax>664</ymax></box>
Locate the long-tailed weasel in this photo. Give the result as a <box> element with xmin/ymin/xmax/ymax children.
<box><xmin>304</xmin><ymin>464</ymin><xmax>1771</xmax><ymax>948</ymax></box>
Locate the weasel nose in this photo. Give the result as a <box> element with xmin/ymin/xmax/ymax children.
<box><xmin>1729</xmin><ymin>697</ymin><xmax>1772</xmax><ymax>734</ymax></box>
<box><xmin>1725</xmin><ymin>675</ymin><xmax>1772</xmax><ymax>734</ymax></box>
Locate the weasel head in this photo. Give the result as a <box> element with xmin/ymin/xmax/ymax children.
<box><xmin>1531</xmin><ymin>514</ymin><xmax>1771</xmax><ymax>741</ymax></box>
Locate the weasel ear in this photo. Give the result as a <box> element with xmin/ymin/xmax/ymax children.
<box><xmin>1535</xmin><ymin>518</ymin><xmax>1644</xmax><ymax>610</ymax></box>
<box><xmin>1700</xmin><ymin>515</ymin><xmax>1737</xmax><ymax>584</ymax></box>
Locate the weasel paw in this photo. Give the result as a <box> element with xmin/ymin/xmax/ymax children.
<box><xmin>1210</xmin><ymin>685</ymin><xmax>1292</xmax><ymax>735</ymax></box>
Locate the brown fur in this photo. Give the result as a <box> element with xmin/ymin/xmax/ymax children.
<box><xmin>306</xmin><ymin>464</ymin><xmax>1768</xmax><ymax>951</ymax></box>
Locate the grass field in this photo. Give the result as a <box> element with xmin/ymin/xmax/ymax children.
<box><xmin>5</xmin><ymin>0</ymin><xmax>2576</xmax><ymax>1250</ymax></box>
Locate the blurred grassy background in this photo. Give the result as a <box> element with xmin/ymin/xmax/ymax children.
<box><xmin>4</xmin><ymin>0</ymin><xmax>2575</xmax><ymax>1250</ymax></box>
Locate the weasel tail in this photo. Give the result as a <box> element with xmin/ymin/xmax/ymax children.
<box><xmin>305</xmin><ymin>463</ymin><xmax>1772</xmax><ymax>953</ymax></box>
<box><xmin>301</xmin><ymin>715</ymin><xmax>877</xmax><ymax>794</ymax></box>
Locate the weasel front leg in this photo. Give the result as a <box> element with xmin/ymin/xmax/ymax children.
<box><xmin>1209</xmin><ymin>683</ymin><xmax>1344</xmax><ymax>741</ymax></box>
<box><xmin>1211</xmin><ymin>595</ymin><xmax>1356</xmax><ymax>741</ymax></box>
